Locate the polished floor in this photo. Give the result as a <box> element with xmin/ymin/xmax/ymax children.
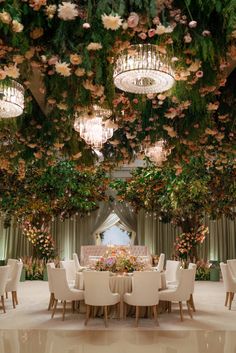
<box><xmin>0</xmin><ymin>281</ymin><xmax>236</xmax><ymax>352</ymax></box>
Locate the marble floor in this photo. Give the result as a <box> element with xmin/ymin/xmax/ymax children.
<box><xmin>0</xmin><ymin>281</ymin><xmax>236</xmax><ymax>353</ymax></box>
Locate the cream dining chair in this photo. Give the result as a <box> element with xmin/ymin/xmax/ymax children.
<box><xmin>123</xmin><ymin>271</ymin><xmax>161</xmax><ymax>326</ymax></box>
<box><xmin>46</xmin><ymin>262</ymin><xmax>55</xmax><ymax>310</ymax></box>
<box><xmin>227</xmin><ymin>259</ymin><xmax>236</xmax><ymax>279</ymax></box>
<box><xmin>188</xmin><ymin>262</ymin><xmax>197</xmax><ymax>311</ymax></box>
<box><xmin>51</xmin><ymin>268</ymin><xmax>84</xmax><ymax>321</ymax></box>
<box><xmin>5</xmin><ymin>262</ymin><xmax>23</xmax><ymax>308</ymax></box>
<box><xmin>165</xmin><ymin>260</ymin><xmax>181</xmax><ymax>285</ymax></box>
<box><xmin>220</xmin><ymin>262</ymin><xmax>236</xmax><ymax>310</ymax></box>
<box><xmin>60</xmin><ymin>260</ymin><xmax>76</xmax><ymax>285</ymax></box>
<box><xmin>159</xmin><ymin>268</ymin><xmax>195</xmax><ymax>321</ymax></box>
<box><xmin>83</xmin><ymin>271</ymin><xmax>120</xmax><ymax>327</ymax></box>
<box><xmin>73</xmin><ymin>253</ymin><xmax>86</xmax><ymax>271</ymax></box>
<box><xmin>0</xmin><ymin>266</ymin><xmax>10</xmax><ymax>313</ymax></box>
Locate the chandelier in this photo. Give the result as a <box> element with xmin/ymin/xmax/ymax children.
<box><xmin>0</xmin><ymin>80</ymin><xmax>24</xmax><ymax>118</ymax></box>
<box><xmin>113</xmin><ymin>44</ymin><xmax>175</xmax><ymax>94</ymax></box>
<box><xmin>144</xmin><ymin>140</ymin><xmax>170</xmax><ymax>165</ymax></box>
<box><xmin>74</xmin><ymin>105</ymin><xmax>114</xmax><ymax>150</ymax></box>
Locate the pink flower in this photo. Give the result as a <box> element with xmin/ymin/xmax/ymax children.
<box><xmin>196</xmin><ymin>70</ymin><xmax>203</xmax><ymax>78</ymax></box>
<box><xmin>83</xmin><ymin>22</ymin><xmax>90</xmax><ymax>29</ymax></box>
<box><xmin>138</xmin><ymin>32</ymin><xmax>147</xmax><ymax>40</ymax></box>
<box><xmin>184</xmin><ymin>33</ymin><xmax>192</xmax><ymax>43</ymax></box>
<box><xmin>202</xmin><ymin>30</ymin><xmax>211</xmax><ymax>37</ymax></box>
<box><xmin>189</xmin><ymin>20</ymin><xmax>197</xmax><ymax>28</ymax></box>
<box><xmin>127</xmin><ymin>12</ymin><xmax>139</xmax><ymax>28</ymax></box>
<box><xmin>148</xmin><ymin>28</ymin><xmax>156</xmax><ymax>38</ymax></box>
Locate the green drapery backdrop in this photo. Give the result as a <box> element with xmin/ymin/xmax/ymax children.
<box><xmin>0</xmin><ymin>208</ymin><xmax>235</xmax><ymax>262</ymax></box>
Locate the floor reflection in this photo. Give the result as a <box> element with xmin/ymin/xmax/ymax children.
<box><xmin>0</xmin><ymin>330</ymin><xmax>235</xmax><ymax>353</ymax></box>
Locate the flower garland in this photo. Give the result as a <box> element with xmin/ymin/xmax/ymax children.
<box><xmin>175</xmin><ymin>225</ymin><xmax>209</xmax><ymax>260</ymax></box>
<box><xmin>22</xmin><ymin>221</ymin><xmax>56</xmax><ymax>260</ymax></box>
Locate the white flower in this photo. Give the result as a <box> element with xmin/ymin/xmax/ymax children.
<box><xmin>45</xmin><ymin>5</ymin><xmax>57</xmax><ymax>19</ymax></box>
<box><xmin>4</xmin><ymin>64</ymin><xmax>20</xmax><ymax>78</ymax></box>
<box><xmin>87</xmin><ymin>42</ymin><xmax>102</xmax><ymax>51</ymax></box>
<box><xmin>55</xmin><ymin>61</ymin><xmax>71</xmax><ymax>77</ymax></box>
<box><xmin>101</xmin><ymin>13</ymin><xmax>122</xmax><ymax>31</ymax></box>
<box><xmin>0</xmin><ymin>11</ymin><xmax>11</xmax><ymax>24</ymax></box>
<box><xmin>12</xmin><ymin>20</ymin><xmax>24</xmax><ymax>32</ymax></box>
<box><xmin>58</xmin><ymin>2</ymin><xmax>78</xmax><ymax>21</ymax></box>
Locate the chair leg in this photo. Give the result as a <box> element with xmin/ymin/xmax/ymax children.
<box><xmin>11</xmin><ymin>291</ymin><xmax>16</xmax><ymax>309</ymax></box>
<box><xmin>62</xmin><ymin>300</ymin><xmax>66</xmax><ymax>321</ymax></box>
<box><xmin>190</xmin><ymin>293</ymin><xmax>196</xmax><ymax>312</ymax></box>
<box><xmin>225</xmin><ymin>292</ymin><xmax>229</xmax><ymax>307</ymax></box>
<box><xmin>124</xmin><ymin>302</ymin><xmax>127</xmax><ymax>320</ymax></box>
<box><xmin>15</xmin><ymin>291</ymin><xmax>18</xmax><ymax>305</ymax></box>
<box><xmin>187</xmin><ymin>300</ymin><xmax>193</xmax><ymax>318</ymax></box>
<box><xmin>168</xmin><ymin>301</ymin><xmax>172</xmax><ymax>313</ymax></box>
<box><xmin>5</xmin><ymin>292</ymin><xmax>8</xmax><ymax>299</ymax></box>
<box><xmin>1</xmin><ymin>295</ymin><xmax>6</xmax><ymax>313</ymax></box>
<box><xmin>229</xmin><ymin>292</ymin><xmax>234</xmax><ymax>310</ymax></box>
<box><xmin>48</xmin><ymin>293</ymin><xmax>54</xmax><ymax>311</ymax></box>
<box><xmin>179</xmin><ymin>301</ymin><xmax>183</xmax><ymax>321</ymax></box>
<box><xmin>152</xmin><ymin>305</ymin><xmax>159</xmax><ymax>326</ymax></box>
<box><xmin>104</xmin><ymin>306</ymin><xmax>108</xmax><ymax>327</ymax></box>
<box><xmin>135</xmin><ymin>306</ymin><xmax>139</xmax><ymax>327</ymax></box>
<box><xmin>85</xmin><ymin>305</ymin><xmax>90</xmax><ymax>325</ymax></box>
<box><xmin>51</xmin><ymin>299</ymin><xmax>58</xmax><ymax>318</ymax></box>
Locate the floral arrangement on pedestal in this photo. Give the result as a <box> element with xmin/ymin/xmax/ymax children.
<box><xmin>174</xmin><ymin>225</ymin><xmax>209</xmax><ymax>261</ymax></box>
<box><xmin>94</xmin><ymin>246</ymin><xmax>146</xmax><ymax>273</ymax></box>
<box><xmin>22</xmin><ymin>221</ymin><xmax>56</xmax><ymax>260</ymax></box>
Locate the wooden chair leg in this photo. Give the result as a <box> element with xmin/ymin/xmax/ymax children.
<box><xmin>1</xmin><ymin>295</ymin><xmax>6</xmax><ymax>313</ymax></box>
<box><xmin>229</xmin><ymin>292</ymin><xmax>234</xmax><ymax>310</ymax></box>
<box><xmin>51</xmin><ymin>299</ymin><xmax>58</xmax><ymax>318</ymax></box>
<box><xmin>135</xmin><ymin>306</ymin><xmax>139</xmax><ymax>327</ymax></box>
<box><xmin>48</xmin><ymin>293</ymin><xmax>54</xmax><ymax>311</ymax></box>
<box><xmin>11</xmin><ymin>291</ymin><xmax>16</xmax><ymax>309</ymax></box>
<box><xmin>225</xmin><ymin>292</ymin><xmax>229</xmax><ymax>307</ymax></box>
<box><xmin>152</xmin><ymin>305</ymin><xmax>159</xmax><ymax>326</ymax></box>
<box><xmin>187</xmin><ymin>300</ymin><xmax>193</xmax><ymax>318</ymax></box>
<box><xmin>62</xmin><ymin>300</ymin><xmax>66</xmax><ymax>321</ymax></box>
<box><xmin>85</xmin><ymin>305</ymin><xmax>90</xmax><ymax>325</ymax></box>
<box><xmin>5</xmin><ymin>292</ymin><xmax>8</xmax><ymax>299</ymax></box>
<box><xmin>15</xmin><ymin>291</ymin><xmax>18</xmax><ymax>305</ymax></box>
<box><xmin>179</xmin><ymin>301</ymin><xmax>183</xmax><ymax>321</ymax></box>
<box><xmin>190</xmin><ymin>294</ymin><xmax>196</xmax><ymax>312</ymax></box>
<box><xmin>124</xmin><ymin>302</ymin><xmax>127</xmax><ymax>320</ymax></box>
<box><xmin>104</xmin><ymin>306</ymin><xmax>108</xmax><ymax>327</ymax></box>
<box><xmin>168</xmin><ymin>301</ymin><xmax>172</xmax><ymax>313</ymax></box>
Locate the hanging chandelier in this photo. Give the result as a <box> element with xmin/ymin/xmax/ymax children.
<box><xmin>74</xmin><ymin>105</ymin><xmax>114</xmax><ymax>150</ymax></box>
<box><xmin>113</xmin><ymin>44</ymin><xmax>175</xmax><ymax>94</ymax></box>
<box><xmin>144</xmin><ymin>140</ymin><xmax>170</xmax><ymax>165</ymax></box>
<box><xmin>0</xmin><ymin>80</ymin><xmax>24</xmax><ymax>118</ymax></box>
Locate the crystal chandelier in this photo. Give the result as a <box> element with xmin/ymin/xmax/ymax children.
<box><xmin>113</xmin><ymin>44</ymin><xmax>175</xmax><ymax>94</ymax></box>
<box><xmin>144</xmin><ymin>140</ymin><xmax>170</xmax><ymax>165</ymax></box>
<box><xmin>0</xmin><ymin>80</ymin><xmax>24</xmax><ymax>118</ymax></box>
<box><xmin>74</xmin><ymin>105</ymin><xmax>114</xmax><ymax>150</ymax></box>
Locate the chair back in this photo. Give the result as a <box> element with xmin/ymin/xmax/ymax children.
<box><xmin>227</xmin><ymin>259</ymin><xmax>236</xmax><ymax>278</ymax></box>
<box><xmin>83</xmin><ymin>271</ymin><xmax>115</xmax><ymax>306</ymax></box>
<box><xmin>188</xmin><ymin>263</ymin><xmax>197</xmax><ymax>294</ymax></box>
<box><xmin>131</xmin><ymin>271</ymin><xmax>161</xmax><ymax>306</ymax></box>
<box><xmin>73</xmin><ymin>253</ymin><xmax>81</xmax><ymax>271</ymax></box>
<box><xmin>6</xmin><ymin>262</ymin><xmax>23</xmax><ymax>292</ymax></box>
<box><xmin>172</xmin><ymin>268</ymin><xmax>195</xmax><ymax>301</ymax></box>
<box><xmin>46</xmin><ymin>262</ymin><xmax>55</xmax><ymax>293</ymax></box>
<box><xmin>60</xmin><ymin>260</ymin><xmax>76</xmax><ymax>283</ymax></box>
<box><xmin>165</xmin><ymin>260</ymin><xmax>181</xmax><ymax>283</ymax></box>
<box><xmin>156</xmin><ymin>253</ymin><xmax>165</xmax><ymax>272</ymax></box>
<box><xmin>50</xmin><ymin>268</ymin><xmax>71</xmax><ymax>300</ymax></box>
<box><xmin>220</xmin><ymin>262</ymin><xmax>236</xmax><ymax>292</ymax></box>
<box><xmin>6</xmin><ymin>259</ymin><xmax>18</xmax><ymax>279</ymax></box>
<box><xmin>0</xmin><ymin>266</ymin><xmax>10</xmax><ymax>296</ymax></box>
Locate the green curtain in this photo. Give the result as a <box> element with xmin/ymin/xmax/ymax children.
<box><xmin>137</xmin><ymin>209</ymin><xmax>236</xmax><ymax>262</ymax></box>
<box><xmin>0</xmin><ymin>208</ymin><xmax>235</xmax><ymax>262</ymax></box>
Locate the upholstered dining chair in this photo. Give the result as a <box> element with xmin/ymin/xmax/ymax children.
<box><xmin>220</xmin><ymin>262</ymin><xmax>236</xmax><ymax>310</ymax></box>
<box><xmin>6</xmin><ymin>259</ymin><xmax>18</xmax><ymax>279</ymax></box>
<box><xmin>227</xmin><ymin>259</ymin><xmax>236</xmax><ymax>279</ymax></box>
<box><xmin>0</xmin><ymin>266</ymin><xmax>10</xmax><ymax>313</ymax></box>
<box><xmin>73</xmin><ymin>253</ymin><xmax>86</xmax><ymax>271</ymax></box>
<box><xmin>60</xmin><ymin>260</ymin><xmax>76</xmax><ymax>285</ymax></box>
<box><xmin>123</xmin><ymin>271</ymin><xmax>161</xmax><ymax>327</ymax></box>
<box><xmin>5</xmin><ymin>262</ymin><xmax>23</xmax><ymax>308</ymax></box>
<box><xmin>50</xmin><ymin>268</ymin><xmax>84</xmax><ymax>321</ymax></box>
<box><xmin>46</xmin><ymin>262</ymin><xmax>55</xmax><ymax>310</ymax></box>
<box><xmin>188</xmin><ymin>263</ymin><xmax>197</xmax><ymax>312</ymax></box>
<box><xmin>159</xmin><ymin>268</ymin><xmax>195</xmax><ymax>321</ymax></box>
<box><xmin>165</xmin><ymin>260</ymin><xmax>181</xmax><ymax>285</ymax></box>
<box><xmin>83</xmin><ymin>271</ymin><xmax>120</xmax><ymax>327</ymax></box>
<box><xmin>156</xmin><ymin>253</ymin><xmax>165</xmax><ymax>272</ymax></box>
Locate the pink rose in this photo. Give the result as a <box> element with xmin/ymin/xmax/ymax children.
<box><xmin>48</xmin><ymin>56</ymin><xmax>58</xmax><ymax>65</ymax></box>
<box><xmin>127</xmin><ymin>12</ymin><xmax>139</xmax><ymax>28</ymax></box>
<box><xmin>138</xmin><ymin>32</ymin><xmax>147</xmax><ymax>40</ymax></box>
<box><xmin>148</xmin><ymin>28</ymin><xmax>156</xmax><ymax>38</ymax></box>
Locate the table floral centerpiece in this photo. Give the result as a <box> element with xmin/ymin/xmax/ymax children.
<box><xmin>94</xmin><ymin>246</ymin><xmax>146</xmax><ymax>273</ymax></box>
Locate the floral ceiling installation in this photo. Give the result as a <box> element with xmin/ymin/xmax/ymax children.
<box><xmin>0</xmin><ymin>0</ymin><xmax>234</xmax><ymax>171</ymax></box>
